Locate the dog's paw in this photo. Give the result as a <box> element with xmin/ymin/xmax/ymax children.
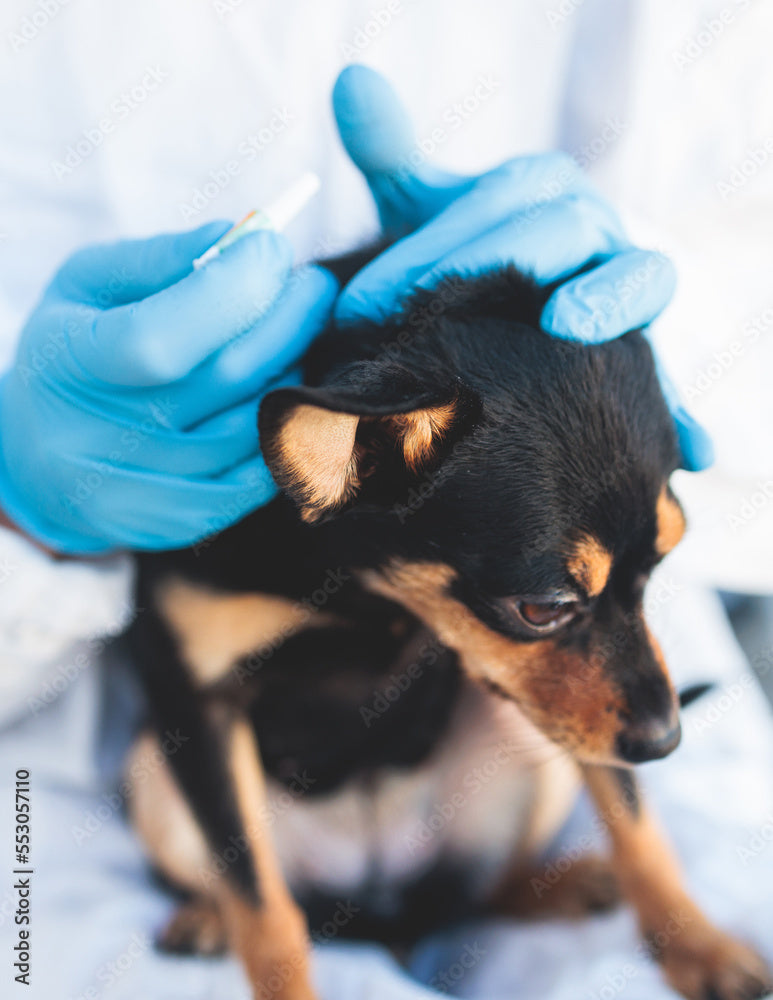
<box><xmin>489</xmin><ymin>852</ymin><xmax>621</xmax><ymax>920</ymax></box>
<box><xmin>157</xmin><ymin>897</ymin><xmax>228</xmax><ymax>956</ymax></box>
<box><xmin>563</xmin><ymin>854</ymin><xmax>622</xmax><ymax>915</ymax></box>
<box><xmin>651</xmin><ymin>919</ymin><xmax>773</xmax><ymax>1000</ymax></box>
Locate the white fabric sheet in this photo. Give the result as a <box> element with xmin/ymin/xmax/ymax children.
<box><xmin>1</xmin><ymin>577</ymin><xmax>772</xmax><ymax>1000</ymax></box>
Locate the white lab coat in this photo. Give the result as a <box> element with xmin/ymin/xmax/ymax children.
<box><xmin>0</xmin><ymin>3</ymin><xmax>772</xmax><ymax>998</ymax></box>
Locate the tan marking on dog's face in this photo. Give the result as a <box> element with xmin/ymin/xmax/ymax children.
<box><xmin>360</xmin><ymin>561</ymin><xmax>628</xmax><ymax>764</ymax></box>
<box><xmin>159</xmin><ymin>578</ymin><xmax>323</xmax><ymax>686</ymax></box>
<box><xmin>566</xmin><ymin>534</ymin><xmax>613</xmax><ymax>597</ymax></box>
<box><xmin>277</xmin><ymin>406</ymin><xmax>361</xmax><ymax>523</ymax></box>
<box><xmin>655</xmin><ymin>487</ymin><xmax>686</xmax><ymax>556</ymax></box>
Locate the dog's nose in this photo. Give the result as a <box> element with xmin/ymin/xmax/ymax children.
<box><xmin>616</xmin><ymin>717</ymin><xmax>682</xmax><ymax>763</ymax></box>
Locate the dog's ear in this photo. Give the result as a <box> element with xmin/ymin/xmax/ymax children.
<box><xmin>259</xmin><ymin>366</ymin><xmax>475</xmax><ymax>523</ymax></box>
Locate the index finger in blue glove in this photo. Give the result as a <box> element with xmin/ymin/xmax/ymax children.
<box><xmin>540</xmin><ymin>248</ymin><xmax>677</xmax><ymax>343</ymax></box>
<box><xmin>71</xmin><ymin>454</ymin><xmax>279</xmax><ymax>551</ymax></box>
<box><xmin>74</xmin><ymin>230</ymin><xmax>293</xmax><ymax>386</ymax></box>
<box><xmin>335</xmin><ymin>153</ymin><xmax>595</xmax><ymax>326</ymax></box>
<box><xmin>52</xmin><ymin>221</ymin><xmax>232</xmax><ymax>307</ymax></box>
<box><xmin>412</xmin><ymin>193</ymin><xmax>627</xmax><ymax>298</ymax></box>
<box><xmin>173</xmin><ymin>265</ymin><xmax>339</xmax><ymax>428</ymax></box>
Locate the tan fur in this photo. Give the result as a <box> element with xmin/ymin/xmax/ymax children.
<box><xmin>159</xmin><ymin>578</ymin><xmax>325</xmax><ymax>686</ymax></box>
<box><xmin>278</xmin><ymin>407</ymin><xmax>360</xmax><ymax>522</ymax></box>
<box><xmin>272</xmin><ymin>399</ymin><xmax>458</xmax><ymax>521</ymax></box>
<box><xmin>216</xmin><ymin>719</ymin><xmax>316</xmax><ymax>1000</ymax></box>
<box><xmin>387</xmin><ymin>399</ymin><xmax>458</xmax><ymax>472</ymax></box>
<box><xmin>359</xmin><ymin>561</ymin><xmax>629</xmax><ymax>763</ymax></box>
<box><xmin>129</xmin><ymin>722</ymin><xmax>317</xmax><ymax>1000</ymax></box>
<box><xmin>655</xmin><ymin>487</ymin><xmax>686</xmax><ymax>556</ymax></box>
<box><xmin>566</xmin><ymin>534</ymin><xmax>613</xmax><ymax>597</ymax></box>
<box><xmin>583</xmin><ymin>766</ymin><xmax>772</xmax><ymax>1000</ymax></box>
<box><xmin>489</xmin><ymin>853</ymin><xmax>620</xmax><ymax>919</ymax></box>
<box><xmin>126</xmin><ymin>733</ymin><xmax>210</xmax><ymax>892</ymax></box>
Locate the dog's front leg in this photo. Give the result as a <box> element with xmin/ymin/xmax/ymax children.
<box><xmin>213</xmin><ymin>714</ymin><xmax>316</xmax><ymax>1000</ymax></box>
<box><xmin>583</xmin><ymin>765</ymin><xmax>772</xmax><ymax>1000</ymax></box>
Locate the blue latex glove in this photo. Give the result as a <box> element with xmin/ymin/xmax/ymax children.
<box><xmin>332</xmin><ymin>65</ymin><xmax>713</xmax><ymax>472</ymax></box>
<box><xmin>0</xmin><ymin>223</ymin><xmax>337</xmax><ymax>553</ymax></box>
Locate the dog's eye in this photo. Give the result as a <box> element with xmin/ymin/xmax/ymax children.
<box><xmin>513</xmin><ymin>599</ymin><xmax>579</xmax><ymax>634</ymax></box>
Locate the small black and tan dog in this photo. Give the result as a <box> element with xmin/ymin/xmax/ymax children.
<box><xmin>126</xmin><ymin>256</ymin><xmax>772</xmax><ymax>1000</ymax></box>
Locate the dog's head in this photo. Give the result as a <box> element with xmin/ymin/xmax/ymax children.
<box><xmin>259</xmin><ymin>268</ymin><xmax>686</xmax><ymax>767</ymax></box>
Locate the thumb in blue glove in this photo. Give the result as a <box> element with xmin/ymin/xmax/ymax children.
<box><xmin>332</xmin><ymin>64</ymin><xmax>713</xmax><ymax>472</ymax></box>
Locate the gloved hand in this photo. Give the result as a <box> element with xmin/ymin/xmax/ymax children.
<box><xmin>332</xmin><ymin>65</ymin><xmax>712</xmax><ymax>472</ymax></box>
<box><xmin>0</xmin><ymin>223</ymin><xmax>337</xmax><ymax>553</ymax></box>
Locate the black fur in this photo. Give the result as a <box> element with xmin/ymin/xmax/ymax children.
<box><xmin>130</xmin><ymin>259</ymin><xmax>681</xmax><ymax>922</ymax></box>
<box><xmin>611</xmin><ymin>767</ymin><xmax>641</xmax><ymax>818</ymax></box>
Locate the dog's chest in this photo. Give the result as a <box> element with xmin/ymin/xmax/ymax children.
<box><xmin>267</xmin><ymin>682</ymin><xmax>579</xmax><ymax>918</ymax></box>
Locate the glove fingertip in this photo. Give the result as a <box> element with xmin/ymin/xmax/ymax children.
<box><xmin>189</xmin><ymin>218</ymin><xmax>234</xmax><ymax>251</ymax></box>
<box><xmin>674</xmin><ymin>406</ymin><xmax>715</xmax><ymax>471</ymax></box>
<box><xmin>209</xmin><ymin>228</ymin><xmax>294</xmax><ymax>289</ymax></box>
<box><xmin>225</xmin><ymin>225</ymin><xmax>293</xmax><ymax>260</ymax></box>
<box><xmin>334</xmin><ymin>277</ymin><xmax>392</xmax><ymax>327</ymax></box>
<box><xmin>274</xmin><ymin>266</ymin><xmax>339</xmax><ymax>346</ymax></box>
<box><xmin>332</xmin><ymin>64</ymin><xmax>415</xmax><ymax>174</ymax></box>
<box><xmin>302</xmin><ymin>263</ymin><xmax>341</xmax><ymax>301</ymax></box>
<box><xmin>540</xmin><ymin>290</ymin><xmax>601</xmax><ymax>342</ymax></box>
<box><xmin>332</xmin><ymin>294</ymin><xmax>361</xmax><ymax>328</ymax></box>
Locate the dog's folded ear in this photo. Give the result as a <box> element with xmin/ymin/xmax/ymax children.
<box><xmin>259</xmin><ymin>365</ymin><xmax>477</xmax><ymax>523</ymax></box>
